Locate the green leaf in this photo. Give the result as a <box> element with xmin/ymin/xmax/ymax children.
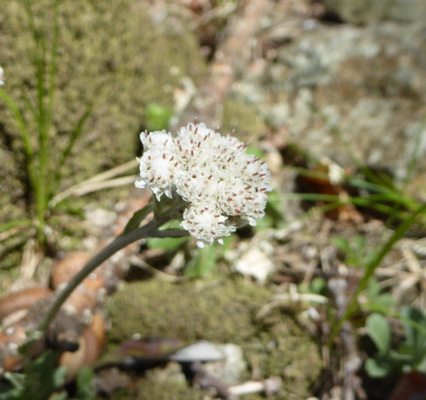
<box><xmin>366</xmin><ymin>313</ymin><xmax>391</xmax><ymax>354</ymax></box>
<box><xmin>245</xmin><ymin>144</ymin><xmax>264</xmax><ymax>158</ymax></box>
<box><xmin>54</xmin><ymin>201</ymin><xmax>85</xmax><ymax>218</ymax></box>
<box><xmin>146</xmin><ymin>236</ymin><xmax>188</xmax><ymax>251</ymax></box>
<box><xmin>216</xmin><ymin>235</ymin><xmax>235</xmax><ymax>256</ymax></box>
<box><xmin>392</xmin><ymin>344</ymin><xmax>416</xmax><ymax>365</ymax></box>
<box><xmin>3</xmin><ymin>372</ymin><xmax>25</xmax><ymax>391</ymax></box>
<box><xmin>0</xmin><ymin>88</ymin><xmax>34</xmax><ymax>166</ymax></box>
<box><xmin>52</xmin><ymin>366</ymin><xmax>67</xmax><ymax>389</ymax></box>
<box><xmin>364</xmin><ymin>290</ymin><xmax>396</xmax><ymax>314</ymax></box>
<box><xmin>254</xmin><ymin>213</ymin><xmax>273</xmax><ymax>231</ymax></box>
<box><xmin>354</xmin><ymin>235</ymin><xmax>367</xmax><ymax>251</ymax></box>
<box><xmin>332</xmin><ymin>237</ymin><xmax>350</xmax><ymax>253</ymax></box>
<box><xmin>416</xmin><ymin>354</ymin><xmax>426</xmax><ymax>373</ymax></box>
<box><xmin>50</xmin><ymin>391</ymin><xmax>68</xmax><ymax>400</ymax></box>
<box><xmin>0</xmin><ymin>219</ymin><xmax>33</xmax><ymax>233</ymax></box>
<box><xmin>54</xmin><ymin>103</ymin><xmax>94</xmax><ymax>192</ymax></box>
<box><xmin>75</xmin><ymin>366</ymin><xmax>96</xmax><ymax>400</ymax></box>
<box><xmin>21</xmin><ymin>350</ymin><xmax>63</xmax><ymax>400</ymax></box>
<box><xmin>400</xmin><ymin>306</ymin><xmax>426</xmax><ymax>351</ymax></box>
<box><xmin>146</xmin><ymin>103</ymin><xmax>173</xmax><ymax>131</ymax></box>
<box><xmin>258</xmin><ymin>190</ymin><xmax>284</xmax><ymax>230</ymax></box>
<box><xmin>364</xmin><ymin>280</ymin><xmax>396</xmax><ymax>309</ymax></box>
<box><xmin>123</xmin><ymin>203</ymin><xmax>153</xmax><ymax>234</ymax></box>
<box><xmin>366</xmin><ymin>280</ymin><xmax>381</xmax><ymax>299</ymax></box>
<box><xmin>184</xmin><ymin>244</ymin><xmax>217</xmax><ymax>278</ymax></box>
<box><xmin>372</xmin><ymin>294</ymin><xmax>396</xmax><ymax>309</ymax></box>
<box><xmin>158</xmin><ymin>220</ymin><xmax>183</xmax><ymax>230</ymax></box>
<box><xmin>255</xmin><ymin>199</ymin><xmax>284</xmax><ymax>232</ymax></box>
<box><xmin>308</xmin><ymin>278</ymin><xmax>327</xmax><ymax>295</ymax></box>
<box><xmin>365</xmin><ymin>357</ymin><xmax>392</xmax><ymax>378</ymax></box>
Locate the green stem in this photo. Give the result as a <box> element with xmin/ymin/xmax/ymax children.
<box><xmin>24</xmin><ymin>0</ymin><xmax>49</xmax><ymax>243</ymax></box>
<box><xmin>45</xmin><ymin>0</ymin><xmax>59</xmax><ymax>201</ymax></box>
<box><xmin>328</xmin><ymin>202</ymin><xmax>426</xmax><ymax>346</ymax></box>
<box><xmin>37</xmin><ymin>219</ymin><xmax>188</xmax><ymax>333</ymax></box>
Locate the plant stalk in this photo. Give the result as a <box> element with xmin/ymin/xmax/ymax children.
<box><xmin>37</xmin><ymin>219</ymin><xmax>188</xmax><ymax>333</ymax></box>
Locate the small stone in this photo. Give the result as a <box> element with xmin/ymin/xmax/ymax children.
<box><xmin>203</xmin><ymin>344</ymin><xmax>247</xmax><ymax>386</ymax></box>
<box><xmin>170</xmin><ymin>341</ymin><xmax>225</xmax><ymax>362</ymax></box>
<box><xmin>234</xmin><ymin>243</ymin><xmax>276</xmax><ymax>283</ymax></box>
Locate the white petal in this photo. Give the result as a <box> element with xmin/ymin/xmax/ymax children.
<box><xmin>135</xmin><ymin>179</ymin><xmax>147</xmax><ymax>189</ymax></box>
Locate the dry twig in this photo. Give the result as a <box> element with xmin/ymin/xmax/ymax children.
<box><xmin>180</xmin><ymin>0</ymin><xmax>269</xmax><ymax>126</ymax></box>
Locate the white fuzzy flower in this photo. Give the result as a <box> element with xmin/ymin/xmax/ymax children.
<box><xmin>136</xmin><ymin>122</ymin><xmax>272</xmax><ymax>247</ymax></box>
<box><xmin>0</xmin><ymin>67</ymin><xmax>4</xmax><ymax>86</ymax></box>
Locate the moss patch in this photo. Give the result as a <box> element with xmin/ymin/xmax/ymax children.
<box><xmin>106</xmin><ymin>277</ymin><xmax>321</xmax><ymax>398</ymax></box>
<box><xmin>244</xmin><ymin>318</ymin><xmax>322</xmax><ymax>398</ymax></box>
<box><xmin>136</xmin><ymin>365</ymin><xmax>203</xmax><ymax>400</ymax></box>
<box><xmin>107</xmin><ymin>277</ymin><xmax>269</xmax><ymax>344</ymax></box>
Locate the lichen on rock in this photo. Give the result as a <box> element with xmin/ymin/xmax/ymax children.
<box><xmin>324</xmin><ymin>0</ymin><xmax>426</xmax><ymax>24</ymax></box>
<box><xmin>250</xmin><ymin>22</ymin><xmax>426</xmax><ymax>181</ymax></box>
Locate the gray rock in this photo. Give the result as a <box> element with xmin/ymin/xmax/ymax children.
<box><xmin>324</xmin><ymin>0</ymin><xmax>426</xmax><ymax>24</ymax></box>
<box><xmin>203</xmin><ymin>344</ymin><xmax>247</xmax><ymax>386</ymax></box>
<box><xmin>253</xmin><ymin>22</ymin><xmax>426</xmax><ymax>179</ymax></box>
<box><xmin>170</xmin><ymin>341</ymin><xmax>225</xmax><ymax>362</ymax></box>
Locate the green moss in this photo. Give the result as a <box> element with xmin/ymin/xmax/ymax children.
<box><xmin>243</xmin><ymin>317</ymin><xmax>322</xmax><ymax>398</ymax></box>
<box><xmin>100</xmin><ymin>360</ymin><xmax>203</xmax><ymax>400</ymax></box>
<box><xmin>107</xmin><ymin>277</ymin><xmax>269</xmax><ymax>344</ymax></box>
<box><xmin>221</xmin><ymin>99</ymin><xmax>266</xmax><ymax>142</ymax></box>
<box><xmin>106</xmin><ymin>277</ymin><xmax>322</xmax><ymax>398</ymax></box>
<box><xmin>137</xmin><ymin>365</ymin><xmax>203</xmax><ymax>400</ymax></box>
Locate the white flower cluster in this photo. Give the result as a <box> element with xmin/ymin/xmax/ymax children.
<box><xmin>0</xmin><ymin>67</ymin><xmax>4</xmax><ymax>86</ymax></box>
<box><xmin>136</xmin><ymin>122</ymin><xmax>272</xmax><ymax>247</ymax></box>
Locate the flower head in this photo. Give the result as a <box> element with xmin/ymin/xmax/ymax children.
<box><xmin>136</xmin><ymin>122</ymin><xmax>272</xmax><ymax>247</ymax></box>
<box><xmin>0</xmin><ymin>67</ymin><xmax>4</xmax><ymax>86</ymax></box>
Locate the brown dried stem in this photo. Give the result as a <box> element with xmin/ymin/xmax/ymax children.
<box><xmin>181</xmin><ymin>0</ymin><xmax>269</xmax><ymax>126</ymax></box>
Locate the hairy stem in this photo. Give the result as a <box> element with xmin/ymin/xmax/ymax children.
<box><xmin>38</xmin><ymin>219</ymin><xmax>188</xmax><ymax>333</ymax></box>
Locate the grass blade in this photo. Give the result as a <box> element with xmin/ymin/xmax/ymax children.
<box><xmin>0</xmin><ymin>219</ymin><xmax>33</xmax><ymax>234</ymax></box>
<box><xmin>53</xmin><ymin>103</ymin><xmax>93</xmax><ymax>194</ymax></box>
<box><xmin>329</xmin><ymin>202</ymin><xmax>426</xmax><ymax>345</ymax></box>
<box><xmin>0</xmin><ymin>88</ymin><xmax>36</xmax><ymax>186</ymax></box>
<box><xmin>0</xmin><ymin>89</ymin><xmax>33</xmax><ymax>161</ymax></box>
